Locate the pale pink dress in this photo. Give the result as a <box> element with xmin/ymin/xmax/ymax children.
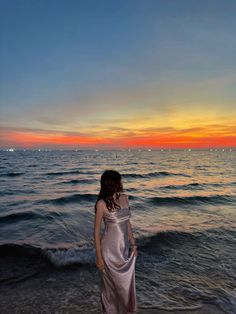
<box><xmin>100</xmin><ymin>206</ymin><xmax>137</xmax><ymax>314</ymax></box>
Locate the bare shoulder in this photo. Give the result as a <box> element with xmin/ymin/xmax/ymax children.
<box><xmin>120</xmin><ymin>193</ymin><xmax>129</xmax><ymax>200</ymax></box>
<box><xmin>95</xmin><ymin>199</ymin><xmax>106</xmax><ymax>215</ymax></box>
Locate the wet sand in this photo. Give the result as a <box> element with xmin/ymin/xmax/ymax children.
<box><xmin>138</xmin><ymin>305</ymin><xmax>223</xmax><ymax>314</ymax></box>
<box><xmin>0</xmin><ymin>259</ymin><xmax>225</xmax><ymax>314</ymax></box>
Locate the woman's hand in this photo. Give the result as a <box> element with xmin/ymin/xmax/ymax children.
<box><xmin>132</xmin><ymin>246</ymin><xmax>138</xmax><ymax>257</ymax></box>
<box><xmin>96</xmin><ymin>256</ymin><xmax>105</xmax><ymax>271</ymax></box>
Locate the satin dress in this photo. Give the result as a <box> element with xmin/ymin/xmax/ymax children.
<box><xmin>100</xmin><ymin>206</ymin><xmax>137</xmax><ymax>314</ymax></box>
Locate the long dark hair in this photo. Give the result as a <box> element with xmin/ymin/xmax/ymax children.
<box><xmin>95</xmin><ymin>170</ymin><xmax>124</xmax><ymax>213</ymax></box>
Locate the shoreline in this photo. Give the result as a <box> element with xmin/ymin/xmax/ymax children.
<box><xmin>0</xmin><ymin>258</ymin><xmax>225</xmax><ymax>314</ymax></box>
<box><xmin>138</xmin><ymin>304</ymin><xmax>224</xmax><ymax>314</ymax></box>
<box><xmin>137</xmin><ymin>304</ymin><xmax>224</xmax><ymax>314</ymax></box>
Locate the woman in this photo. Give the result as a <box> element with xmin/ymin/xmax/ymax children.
<box><xmin>94</xmin><ymin>170</ymin><xmax>138</xmax><ymax>314</ymax></box>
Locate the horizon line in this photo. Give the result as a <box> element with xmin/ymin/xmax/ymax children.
<box><xmin>1</xmin><ymin>147</ymin><xmax>235</xmax><ymax>151</ymax></box>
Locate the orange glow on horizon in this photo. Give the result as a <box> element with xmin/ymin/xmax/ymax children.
<box><xmin>0</xmin><ymin>127</ymin><xmax>235</xmax><ymax>149</ymax></box>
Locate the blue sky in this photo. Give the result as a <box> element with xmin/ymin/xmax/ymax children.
<box><xmin>0</xmin><ymin>0</ymin><xmax>235</xmax><ymax>148</ymax></box>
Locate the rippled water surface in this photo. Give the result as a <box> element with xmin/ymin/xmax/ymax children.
<box><xmin>0</xmin><ymin>149</ymin><xmax>235</xmax><ymax>313</ymax></box>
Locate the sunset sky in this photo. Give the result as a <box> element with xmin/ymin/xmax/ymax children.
<box><xmin>0</xmin><ymin>0</ymin><xmax>235</xmax><ymax>149</ymax></box>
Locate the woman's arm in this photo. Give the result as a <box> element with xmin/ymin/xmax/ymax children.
<box><xmin>94</xmin><ymin>200</ymin><xmax>105</xmax><ymax>269</ymax></box>
<box><xmin>128</xmin><ymin>219</ymin><xmax>136</xmax><ymax>246</ymax></box>
<box><xmin>128</xmin><ymin>219</ymin><xmax>138</xmax><ymax>256</ymax></box>
<box><xmin>125</xmin><ymin>194</ymin><xmax>138</xmax><ymax>256</ymax></box>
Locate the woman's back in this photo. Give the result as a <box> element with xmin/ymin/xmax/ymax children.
<box><xmin>103</xmin><ymin>193</ymin><xmax>129</xmax><ymax>214</ymax></box>
<box><xmin>100</xmin><ymin>193</ymin><xmax>137</xmax><ymax>313</ymax></box>
<box><xmin>94</xmin><ymin>170</ymin><xmax>137</xmax><ymax>313</ymax></box>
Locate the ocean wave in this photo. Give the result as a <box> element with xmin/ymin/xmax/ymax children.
<box><xmin>0</xmin><ymin>243</ymin><xmax>95</xmax><ymax>267</ymax></box>
<box><xmin>0</xmin><ymin>188</ymin><xmax>37</xmax><ymax>196</ymax></box>
<box><xmin>0</xmin><ymin>227</ymin><xmax>233</xmax><ymax>267</ymax></box>
<box><xmin>45</xmin><ymin>247</ymin><xmax>96</xmax><ymax>266</ymax></box>
<box><xmin>138</xmin><ymin>230</ymin><xmax>200</xmax><ymax>251</ymax></box>
<box><xmin>37</xmin><ymin>193</ymin><xmax>97</xmax><ymax>205</ymax></box>
<box><xmin>0</xmin><ymin>190</ymin><xmax>20</xmax><ymax>196</ymax></box>
<box><xmin>45</xmin><ymin>170</ymin><xmax>81</xmax><ymax>176</ymax></box>
<box><xmin>57</xmin><ymin>178</ymin><xmax>95</xmax><ymax>185</ymax></box>
<box><xmin>161</xmin><ymin>182</ymin><xmax>235</xmax><ymax>190</ymax></box>
<box><xmin>1</xmin><ymin>172</ymin><xmax>24</xmax><ymax>177</ymax></box>
<box><xmin>0</xmin><ymin>211</ymin><xmax>39</xmax><ymax>224</ymax></box>
<box><xmin>138</xmin><ymin>227</ymin><xmax>236</xmax><ymax>252</ymax></box>
<box><xmin>148</xmin><ymin>194</ymin><xmax>234</xmax><ymax>206</ymax></box>
<box><xmin>0</xmin><ymin>210</ymin><xmax>62</xmax><ymax>224</ymax></box>
<box><xmin>160</xmin><ymin>183</ymin><xmax>201</xmax><ymax>190</ymax></box>
<box><xmin>123</xmin><ymin>171</ymin><xmax>190</xmax><ymax>179</ymax></box>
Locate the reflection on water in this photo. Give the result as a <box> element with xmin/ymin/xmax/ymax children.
<box><xmin>0</xmin><ymin>149</ymin><xmax>235</xmax><ymax>313</ymax></box>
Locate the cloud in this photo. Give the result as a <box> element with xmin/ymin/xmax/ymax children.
<box><xmin>1</xmin><ymin>121</ymin><xmax>235</xmax><ymax>149</ymax></box>
<box><xmin>1</xmin><ymin>72</ymin><xmax>235</xmax><ymax>134</ymax></box>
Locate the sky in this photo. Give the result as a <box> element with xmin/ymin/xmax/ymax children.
<box><xmin>0</xmin><ymin>0</ymin><xmax>236</xmax><ymax>149</ymax></box>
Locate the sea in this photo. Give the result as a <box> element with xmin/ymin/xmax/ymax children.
<box><xmin>0</xmin><ymin>149</ymin><xmax>235</xmax><ymax>313</ymax></box>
